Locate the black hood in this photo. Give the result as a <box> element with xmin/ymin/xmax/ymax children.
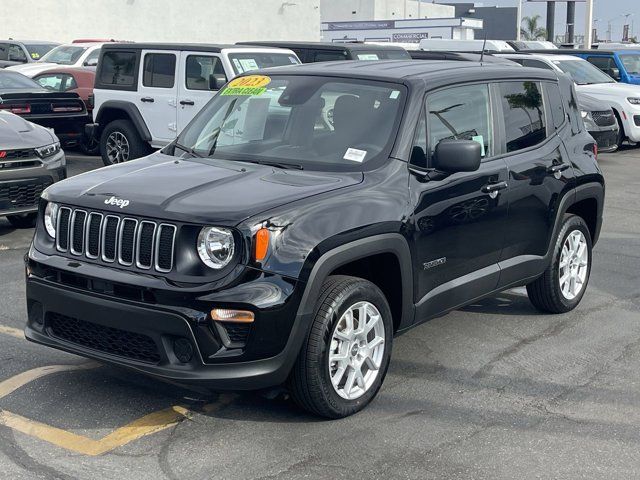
<box><xmin>44</xmin><ymin>152</ymin><xmax>363</xmax><ymax>225</ymax></box>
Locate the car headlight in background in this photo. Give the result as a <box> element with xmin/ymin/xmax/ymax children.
<box><xmin>197</xmin><ymin>226</ymin><xmax>235</xmax><ymax>269</ymax></box>
<box><xmin>627</xmin><ymin>97</ymin><xmax>640</xmax><ymax>105</ymax></box>
<box><xmin>580</xmin><ymin>111</ymin><xmax>597</xmax><ymax>129</ymax></box>
<box><xmin>581</xmin><ymin>110</ymin><xmax>589</xmax><ymax>118</ymax></box>
<box><xmin>44</xmin><ymin>202</ymin><xmax>59</xmax><ymax>238</ymax></box>
<box><xmin>35</xmin><ymin>142</ymin><xmax>61</xmax><ymax>158</ymax></box>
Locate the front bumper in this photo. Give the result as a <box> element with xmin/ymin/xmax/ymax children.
<box><xmin>25</xmin><ymin>250</ymin><xmax>309</xmax><ymax>390</ymax></box>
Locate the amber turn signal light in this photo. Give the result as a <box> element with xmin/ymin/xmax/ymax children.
<box><xmin>210</xmin><ymin>308</ymin><xmax>255</xmax><ymax>323</ymax></box>
<box><xmin>254</xmin><ymin>228</ymin><xmax>270</xmax><ymax>261</ymax></box>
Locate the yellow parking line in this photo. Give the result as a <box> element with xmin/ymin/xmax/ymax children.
<box><xmin>0</xmin><ymin>363</ymin><xmax>99</xmax><ymax>400</ymax></box>
<box><xmin>0</xmin><ymin>325</ymin><xmax>24</xmax><ymax>340</ymax></box>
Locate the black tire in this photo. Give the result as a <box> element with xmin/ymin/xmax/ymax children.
<box><xmin>80</xmin><ymin>136</ymin><xmax>100</xmax><ymax>156</ymax></box>
<box><xmin>613</xmin><ymin>110</ymin><xmax>625</xmax><ymax>149</ymax></box>
<box><xmin>99</xmin><ymin>119</ymin><xmax>149</xmax><ymax>166</ymax></box>
<box><xmin>527</xmin><ymin>214</ymin><xmax>593</xmax><ymax>313</ymax></box>
<box><xmin>288</xmin><ymin>275</ymin><xmax>393</xmax><ymax>419</ymax></box>
<box><xmin>6</xmin><ymin>212</ymin><xmax>37</xmax><ymax>228</ymax></box>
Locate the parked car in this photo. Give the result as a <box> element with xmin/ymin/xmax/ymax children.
<box><xmin>236</xmin><ymin>41</ymin><xmax>411</xmax><ymax>63</ymax></box>
<box><xmin>25</xmin><ymin>61</ymin><xmax>603</xmax><ymax>418</ymax></box>
<box><xmin>0</xmin><ymin>111</ymin><xmax>66</xmax><ymax>227</ymax></box>
<box><xmin>0</xmin><ymin>70</ymin><xmax>90</xmax><ymax>149</ymax></box>
<box><xmin>498</xmin><ymin>53</ymin><xmax>640</xmax><ymax>148</ymax></box>
<box><xmin>408</xmin><ymin>50</ymin><xmax>520</xmax><ymax>65</ymax></box>
<box><xmin>0</xmin><ymin>40</ymin><xmax>59</xmax><ymax>68</ymax></box>
<box><xmin>88</xmin><ymin>43</ymin><xmax>301</xmax><ymax>165</ymax></box>
<box><xmin>508</xmin><ymin>40</ymin><xmax>557</xmax><ymax>51</ymax></box>
<box><xmin>32</xmin><ymin>67</ymin><xmax>97</xmax><ymax>154</ymax></box>
<box><xmin>578</xmin><ymin>94</ymin><xmax>620</xmax><ymax>153</ymax></box>
<box><xmin>418</xmin><ymin>38</ymin><xmax>514</xmax><ymax>53</ymax></box>
<box><xmin>6</xmin><ymin>42</ymin><xmax>107</xmax><ymax>77</ymax></box>
<box><xmin>543</xmin><ymin>49</ymin><xmax>640</xmax><ymax>85</ymax></box>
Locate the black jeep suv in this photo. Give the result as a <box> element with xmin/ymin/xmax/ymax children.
<box><xmin>25</xmin><ymin>61</ymin><xmax>604</xmax><ymax>418</ymax></box>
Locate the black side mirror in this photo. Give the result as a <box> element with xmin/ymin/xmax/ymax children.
<box><xmin>84</xmin><ymin>58</ymin><xmax>98</xmax><ymax>67</ymax></box>
<box><xmin>209</xmin><ymin>74</ymin><xmax>227</xmax><ymax>91</ymax></box>
<box><xmin>433</xmin><ymin>140</ymin><xmax>481</xmax><ymax>173</ymax></box>
<box><xmin>609</xmin><ymin>67</ymin><xmax>621</xmax><ymax>81</ymax></box>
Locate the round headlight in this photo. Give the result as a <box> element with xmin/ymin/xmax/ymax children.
<box><xmin>44</xmin><ymin>202</ymin><xmax>59</xmax><ymax>238</ymax></box>
<box><xmin>197</xmin><ymin>226</ymin><xmax>235</xmax><ymax>269</ymax></box>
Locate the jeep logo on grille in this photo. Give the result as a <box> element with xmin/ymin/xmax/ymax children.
<box><xmin>104</xmin><ymin>196</ymin><xmax>130</xmax><ymax>208</ymax></box>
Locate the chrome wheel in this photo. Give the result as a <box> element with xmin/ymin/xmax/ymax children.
<box><xmin>106</xmin><ymin>131</ymin><xmax>130</xmax><ymax>163</ymax></box>
<box><xmin>328</xmin><ymin>301</ymin><xmax>386</xmax><ymax>400</ymax></box>
<box><xmin>559</xmin><ymin>229</ymin><xmax>589</xmax><ymax>300</ymax></box>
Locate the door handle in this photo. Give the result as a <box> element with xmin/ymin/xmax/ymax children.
<box><xmin>481</xmin><ymin>180</ymin><xmax>508</xmax><ymax>194</ymax></box>
<box><xmin>547</xmin><ymin>163</ymin><xmax>570</xmax><ymax>175</ymax></box>
<box><xmin>140</xmin><ymin>97</ymin><xmax>154</xmax><ymax>103</ymax></box>
<box><xmin>179</xmin><ymin>99</ymin><xmax>195</xmax><ymax>106</ymax></box>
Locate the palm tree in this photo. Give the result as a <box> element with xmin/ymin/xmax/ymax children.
<box><xmin>521</xmin><ymin>15</ymin><xmax>547</xmax><ymax>41</ymax></box>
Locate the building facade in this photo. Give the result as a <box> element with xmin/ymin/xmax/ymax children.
<box><xmin>444</xmin><ymin>3</ymin><xmax>518</xmax><ymax>40</ymax></box>
<box><xmin>321</xmin><ymin>0</ymin><xmax>455</xmax><ymax>22</ymax></box>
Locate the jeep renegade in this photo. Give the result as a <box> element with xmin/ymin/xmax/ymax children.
<box><xmin>25</xmin><ymin>61</ymin><xmax>604</xmax><ymax>418</ymax></box>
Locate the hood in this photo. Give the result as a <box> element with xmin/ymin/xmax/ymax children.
<box><xmin>577</xmin><ymin>82</ymin><xmax>640</xmax><ymax>98</ymax></box>
<box><xmin>5</xmin><ymin>62</ymin><xmax>58</xmax><ymax>77</ymax></box>
<box><xmin>0</xmin><ymin>111</ymin><xmax>55</xmax><ymax>150</ymax></box>
<box><xmin>577</xmin><ymin>93</ymin><xmax>612</xmax><ymax>112</ymax></box>
<box><xmin>44</xmin><ymin>152</ymin><xmax>364</xmax><ymax>225</ymax></box>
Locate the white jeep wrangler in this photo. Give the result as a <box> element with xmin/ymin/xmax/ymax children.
<box><xmin>89</xmin><ymin>43</ymin><xmax>300</xmax><ymax>165</ymax></box>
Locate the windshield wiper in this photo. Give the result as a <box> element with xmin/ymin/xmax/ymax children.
<box><xmin>231</xmin><ymin>158</ymin><xmax>304</xmax><ymax>170</ymax></box>
<box><xmin>173</xmin><ymin>142</ymin><xmax>203</xmax><ymax>158</ymax></box>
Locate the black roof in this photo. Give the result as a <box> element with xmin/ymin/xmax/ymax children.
<box><xmin>256</xmin><ymin>59</ymin><xmax>556</xmax><ymax>83</ymax></box>
<box><xmin>236</xmin><ymin>41</ymin><xmax>407</xmax><ymax>52</ymax></box>
<box><xmin>101</xmin><ymin>42</ymin><xmax>292</xmax><ymax>53</ymax></box>
<box><xmin>409</xmin><ymin>50</ymin><xmax>517</xmax><ymax>64</ymax></box>
<box><xmin>527</xmin><ymin>48</ymin><xmax>640</xmax><ymax>55</ymax></box>
<box><xmin>5</xmin><ymin>39</ymin><xmax>59</xmax><ymax>46</ymax></box>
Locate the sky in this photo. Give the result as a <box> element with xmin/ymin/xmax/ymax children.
<box><xmin>435</xmin><ymin>0</ymin><xmax>640</xmax><ymax>40</ymax></box>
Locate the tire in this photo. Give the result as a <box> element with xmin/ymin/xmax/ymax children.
<box><xmin>288</xmin><ymin>275</ymin><xmax>393</xmax><ymax>418</ymax></box>
<box><xmin>527</xmin><ymin>214</ymin><xmax>593</xmax><ymax>313</ymax></box>
<box><xmin>6</xmin><ymin>212</ymin><xmax>37</xmax><ymax>228</ymax></box>
<box><xmin>613</xmin><ymin>110</ymin><xmax>625</xmax><ymax>149</ymax></box>
<box><xmin>80</xmin><ymin>136</ymin><xmax>100</xmax><ymax>156</ymax></box>
<box><xmin>100</xmin><ymin>119</ymin><xmax>149</xmax><ymax>166</ymax></box>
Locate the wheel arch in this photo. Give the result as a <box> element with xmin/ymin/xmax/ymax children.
<box><xmin>558</xmin><ymin>182</ymin><xmax>604</xmax><ymax>247</ymax></box>
<box><xmin>95</xmin><ymin>101</ymin><xmax>152</xmax><ymax>142</ymax></box>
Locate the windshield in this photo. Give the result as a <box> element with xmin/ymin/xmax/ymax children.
<box><xmin>228</xmin><ymin>52</ymin><xmax>300</xmax><ymax>75</ymax></box>
<box><xmin>175</xmin><ymin>75</ymin><xmax>406</xmax><ymax>171</ymax></box>
<box><xmin>552</xmin><ymin>59</ymin><xmax>615</xmax><ymax>85</ymax></box>
<box><xmin>0</xmin><ymin>71</ymin><xmax>41</xmax><ymax>89</ymax></box>
<box><xmin>39</xmin><ymin>45</ymin><xmax>87</xmax><ymax>65</ymax></box>
<box><xmin>24</xmin><ymin>44</ymin><xmax>56</xmax><ymax>60</ymax></box>
<box><xmin>620</xmin><ymin>54</ymin><xmax>640</xmax><ymax>75</ymax></box>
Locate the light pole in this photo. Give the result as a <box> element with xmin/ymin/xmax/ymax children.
<box><xmin>583</xmin><ymin>0</ymin><xmax>593</xmax><ymax>47</ymax></box>
<box><xmin>516</xmin><ymin>0</ymin><xmax>523</xmax><ymax>41</ymax></box>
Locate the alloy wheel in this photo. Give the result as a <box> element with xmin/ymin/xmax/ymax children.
<box><xmin>106</xmin><ymin>131</ymin><xmax>130</xmax><ymax>164</ymax></box>
<box><xmin>558</xmin><ymin>229</ymin><xmax>589</xmax><ymax>300</ymax></box>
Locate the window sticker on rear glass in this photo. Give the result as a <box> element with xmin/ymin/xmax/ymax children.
<box><xmin>30</xmin><ymin>52</ymin><xmax>40</xmax><ymax>59</ymax></box>
<box><xmin>344</xmin><ymin>148</ymin><xmax>367</xmax><ymax>162</ymax></box>
<box><xmin>221</xmin><ymin>75</ymin><xmax>271</xmax><ymax>96</ymax></box>
<box><xmin>389</xmin><ymin>90</ymin><xmax>400</xmax><ymax>99</ymax></box>
<box><xmin>238</xmin><ymin>58</ymin><xmax>259</xmax><ymax>72</ymax></box>
<box><xmin>357</xmin><ymin>54</ymin><xmax>379</xmax><ymax>60</ymax></box>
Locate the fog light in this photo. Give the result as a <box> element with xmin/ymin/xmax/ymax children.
<box><xmin>211</xmin><ymin>308</ymin><xmax>254</xmax><ymax>323</ymax></box>
<box><xmin>173</xmin><ymin>338</ymin><xmax>193</xmax><ymax>363</ymax></box>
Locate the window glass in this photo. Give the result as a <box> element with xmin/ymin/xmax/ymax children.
<box><xmin>0</xmin><ymin>71</ymin><xmax>41</xmax><ymax>89</ymax></box>
<box><xmin>8</xmin><ymin>44</ymin><xmax>27</xmax><ymax>62</ymax></box>
<box><xmin>523</xmin><ymin>59</ymin><xmax>554</xmax><ymax>70</ymax></box>
<box><xmin>552</xmin><ymin>59</ymin><xmax>615</xmax><ymax>85</ymax></box>
<box><xmin>0</xmin><ymin>44</ymin><xmax>7</xmax><ymax>61</ymax></box>
<box><xmin>40</xmin><ymin>45</ymin><xmax>87</xmax><ymax>65</ymax></box>
<box><xmin>410</xmin><ymin>108</ymin><xmax>428</xmax><ymax>168</ymax></box>
<box><xmin>176</xmin><ymin>76</ymin><xmax>405</xmax><ymax>172</ymax></box>
<box><xmin>619</xmin><ymin>54</ymin><xmax>640</xmax><ymax>75</ymax></box>
<box><xmin>499</xmin><ymin>81</ymin><xmax>547</xmax><ymax>152</ymax></box>
<box><xmin>229</xmin><ymin>52</ymin><xmax>300</xmax><ymax>75</ymax></box>
<box><xmin>143</xmin><ymin>53</ymin><xmax>176</xmax><ymax>88</ymax></box>
<box><xmin>83</xmin><ymin>49</ymin><xmax>100</xmax><ymax>66</ymax></box>
<box><xmin>313</xmin><ymin>51</ymin><xmax>348</xmax><ymax>62</ymax></box>
<box><xmin>99</xmin><ymin>51</ymin><xmax>137</xmax><ymax>86</ymax></box>
<box><xmin>185</xmin><ymin>55</ymin><xmax>225</xmax><ymax>90</ymax></box>
<box><xmin>24</xmin><ymin>44</ymin><xmax>55</xmax><ymax>60</ymax></box>
<box><xmin>35</xmin><ymin>74</ymin><xmax>65</xmax><ymax>91</ymax></box>
<box><xmin>586</xmin><ymin>56</ymin><xmax>616</xmax><ymax>71</ymax></box>
<box><xmin>545</xmin><ymin>83</ymin><xmax>565</xmax><ymax>129</ymax></box>
<box><xmin>427</xmin><ymin>84</ymin><xmax>492</xmax><ymax>161</ymax></box>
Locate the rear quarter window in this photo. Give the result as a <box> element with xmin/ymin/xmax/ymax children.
<box><xmin>98</xmin><ymin>50</ymin><xmax>138</xmax><ymax>88</ymax></box>
<box><xmin>544</xmin><ymin>82</ymin><xmax>566</xmax><ymax>130</ymax></box>
<box><xmin>498</xmin><ymin>81</ymin><xmax>547</xmax><ymax>152</ymax></box>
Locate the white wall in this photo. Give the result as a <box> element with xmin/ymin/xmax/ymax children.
<box><xmin>2</xmin><ymin>0</ymin><xmax>321</xmax><ymax>43</ymax></box>
<box><xmin>322</xmin><ymin>0</ymin><xmax>454</xmax><ymax>21</ymax></box>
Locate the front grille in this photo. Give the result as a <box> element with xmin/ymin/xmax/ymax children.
<box><xmin>634</xmin><ymin>115</ymin><xmax>640</xmax><ymax>127</ymax></box>
<box><xmin>222</xmin><ymin>322</ymin><xmax>251</xmax><ymax>345</ymax></box>
<box><xmin>48</xmin><ymin>312</ymin><xmax>161</xmax><ymax>363</ymax></box>
<box><xmin>0</xmin><ymin>148</ymin><xmax>36</xmax><ymax>160</ymax></box>
<box><xmin>56</xmin><ymin>207</ymin><xmax>177</xmax><ymax>273</ymax></box>
<box><xmin>591</xmin><ymin>110</ymin><xmax>616</xmax><ymax>127</ymax></box>
<box><xmin>0</xmin><ymin>179</ymin><xmax>52</xmax><ymax>208</ymax></box>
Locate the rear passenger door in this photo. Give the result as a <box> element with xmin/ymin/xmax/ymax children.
<box><xmin>177</xmin><ymin>52</ymin><xmax>226</xmax><ymax>133</ymax></box>
<box><xmin>496</xmin><ymin>80</ymin><xmax>576</xmax><ymax>286</ymax></box>
<box><xmin>137</xmin><ymin>50</ymin><xmax>178</xmax><ymax>145</ymax></box>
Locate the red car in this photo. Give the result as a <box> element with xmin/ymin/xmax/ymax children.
<box><xmin>32</xmin><ymin>67</ymin><xmax>97</xmax><ymax>153</ymax></box>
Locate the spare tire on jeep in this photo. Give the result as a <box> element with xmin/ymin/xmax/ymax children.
<box><xmin>100</xmin><ymin>119</ymin><xmax>150</xmax><ymax>166</ymax></box>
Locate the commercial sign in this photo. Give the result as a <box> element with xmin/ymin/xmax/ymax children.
<box><xmin>392</xmin><ymin>32</ymin><xmax>430</xmax><ymax>43</ymax></box>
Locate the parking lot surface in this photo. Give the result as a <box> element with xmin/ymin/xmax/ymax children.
<box><xmin>0</xmin><ymin>149</ymin><xmax>639</xmax><ymax>479</ymax></box>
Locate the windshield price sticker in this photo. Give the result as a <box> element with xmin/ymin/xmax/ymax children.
<box><xmin>344</xmin><ymin>148</ymin><xmax>367</xmax><ymax>162</ymax></box>
<box><xmin>222</xmin><ymin>75</ymin><xmax>271</xmax><ymax>96</ymax></box>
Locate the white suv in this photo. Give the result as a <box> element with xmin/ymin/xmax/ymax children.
<box><xmin>89</xmin><ymin>43</ymin><xmax>300</xmax><ymax>165</ymax></box>
<box><xmin>499</xmin><ymin>53</ymin><xmax>640</xmax><ymax>148</ymax></box>
<box><xmin>6</xmin><ymin>42</ymin><xmax>106</xmax><ymax>77</ymax></box>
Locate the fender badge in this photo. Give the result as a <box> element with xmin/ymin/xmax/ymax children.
<box><xmin>423</xmin><ymin>257</ymin><xmax>446</xmax><ymax>270</ymax></box>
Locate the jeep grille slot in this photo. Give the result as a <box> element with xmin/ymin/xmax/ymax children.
<box><xmin>55</xmin><ymin>207</ymin><xmax>176</xmax><ymax>273</ymax></box>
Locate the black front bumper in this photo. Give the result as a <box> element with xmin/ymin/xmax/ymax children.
<box><xmin>25</xmin><ymin>253</ymin><xmax>310</xmax><ymax>390</ymax></box>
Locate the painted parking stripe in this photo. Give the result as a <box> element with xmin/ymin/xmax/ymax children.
<box><xmin>0</xmin><ymin>325</ymin><xmax>24</xmax><ymax>340</ymax></box>
<box><xmin>0</xmin><ymin>363</ymin><xmax>99</xmax><ymax>400</ymax></box>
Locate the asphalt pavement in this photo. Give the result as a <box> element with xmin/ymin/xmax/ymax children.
<box><xmin>0</xmin><ymin>149</ymin><xmax>639</xmax><ymax>479</ymax></box>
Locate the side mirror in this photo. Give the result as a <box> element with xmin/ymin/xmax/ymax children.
<box><xmin>209</xmin><ymin>74</ymin><xmax>227</xmax><ymax>91</ymax></box>
<box><xmin>84</xmin><ymin>58</ymin><xmax>98</xmax><ymax>67</ymax></box>
<box><xmin>433</xmin><ymin>140</ymin><xmax>481</xmax><ymax>173</ymax></box>
<box><xmin>609</xmin><ymin>67</ymin><xmax>621</xmax><ymax>81</ymax></box>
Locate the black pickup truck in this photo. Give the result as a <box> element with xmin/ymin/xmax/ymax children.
<box><xmin>25</xmin><ymin>61</ymin><xmax>604</xmax><ymax>418</ymax></box>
